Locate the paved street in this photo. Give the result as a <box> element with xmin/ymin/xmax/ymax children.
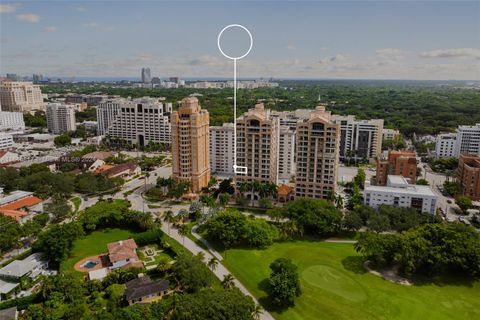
<box><xmin>420</xmin><ymin>162</ymin><xmax>460</xmax><ymax>221</ymax></box>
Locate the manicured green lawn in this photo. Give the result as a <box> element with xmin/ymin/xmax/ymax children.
<box><xmin>222</xmin><ymin>241</ymin><xmax>480</xmax><ymax>320</ymax></box>
<box><xmin>61</xmin><ymin>228</ymin><xmax>137</xmax><ymax>275</ymax></box>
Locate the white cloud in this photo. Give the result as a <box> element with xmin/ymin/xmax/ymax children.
<box><xmin>82</xmin><ymin>22</ymin><xmax>98</xmax><ymax>28</ymax></box>
<box><xmin>16</xmin><ymin>13</ymin><xmax>40</xmax><ymax>23</ymax></box>
<box><xmin>375</xmin><ymin>48</ymin><xmax>407</xmax><ymax>60</ymax></box>
<box><xmin>285</xmin><ymin>44</ymin><xmax>296</xmax><ymax>50</ymax></box>
<box><xmin>420</xmin><ymin>48</ymin><xmax>480</xmax><ymax>59</ymax></box>
<box><xmin>319</xmin><ymin>54</ymin><xmax>346</xmax><ymax>64</ymax></box>
<box><xmin>0</xmin><ymin>4</ymin><xmax>16</xmax><ymax>13</ymax></box>
<box><xmin>75</xmin><ymin>6</ymin><xmax>87</xmax><ymax>12</ymax></box>
<box><xmin>44</xmin><ymin>26</ymin><xmax>57</xmax><ymax>33</ymax></box>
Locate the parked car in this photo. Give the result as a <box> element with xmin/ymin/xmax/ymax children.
<box><xmin>447</xmin><ymin>199</ymin><xmax>453</xmax><ymax>204</ymax></box>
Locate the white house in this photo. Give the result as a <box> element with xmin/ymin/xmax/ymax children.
<box><xmin>363</xmin><ymin>175</ymin><xmax>437</xmax><ymax>214</ymax></box>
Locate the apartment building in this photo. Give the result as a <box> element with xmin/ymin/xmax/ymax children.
<box><xmin>0</xmin><ymin>111</ymin><xmax>25</xmax><ymax>132</ymax></box>
<box><xmin>96</xmin><ymin>99</ymin><xmax>123</xmax><ymax>135</ymax></box>
<box><xmin>454</xmin><ymin>123</ymin><xmax>480</xmax><ymax>156</ymax></box>
<box><xmin>236</xmin><ymin>103</ymin><xmax>280</xmax><ymax>185</ymax></box>
<box><xmin>376</xmin><ymin>150</ymin><xmax>417</xmax><ymax>185</ymax></box>
<box><xmin>364</xmin><ymin>175</ymin><xmax>437</xmax><ymax>214</ymax></box>
<box><xmin>278</xmin><ymin>126</ymin><xmax>295</xmax><ymax>181</ymax></box>
<box><xmin>0</xmin><ymin>133</ymin><xmax>14</xmax><ymax>150</ymax></box>
<box><xmin>46</xmin><ymin>103</ymin><xmax>76</xmax><ymax>134</ymax></box>
<box><xmin>106</xmin><ymin>97</ymin><xmax>171</xmax><ymax>146</ymax></box>
<box><xmin>295</xmin><ymin>106</ymin><xmax>340</xmax><ymax>199</ymax></box>
<box><xmin>331</xmin><ymin>115</ymin><xmax>383</xmax><ymax>161</ymax></box>
<box><xmin>457</xmin><ymin>154</ymin><xmax>480</xmax><ymax>201</ymax></box>
<box><xmin>209</xmin><ymin>123</ymin><xmax>235</xmax><ymax>176</ymax></box>
<box><xmin>435</xmin><ymin>133</ymin><xmax>457</xmax><ymax>158</ymax></box>
<box><xmin>171</xmin><ymin>97</ymin><xmax>210</xmax><ymax>193</ymax></box>
<box><xmin>382</xmin><ymin>128</ymin><xmax>400</xmax><ymax>141</ymax></box>
<box><xmin>0</xmin><ymin>81</ymin><xmax>45</xmax><ymax>112</ymax></box>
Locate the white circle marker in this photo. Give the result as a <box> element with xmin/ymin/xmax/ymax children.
<box><xmin>217</xmin><ymin>24</ymin><xmax>253</xmax><ymax>60</ymax></box>
<box><xmin>217</xmin><ymin>24</ymin><xmax>253</xmax><ymax>175</ymax></box>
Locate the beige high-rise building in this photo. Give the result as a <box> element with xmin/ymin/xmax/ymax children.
<box><xmin>0</xmin><ymin>81</ymin><xmax>45</xmax><ymax>112</ymax></box>
<box><xmin>295</xmin><ymin>106</ymin><xmax>340</xmax><ymax>199</ymax></box>
<box><xmin>236</xmin><ymin>103</ymin><xmax>279</xmax><ymax>185</ymax></box>
<box><xmin>171</xmin><ymin>97</ymin><xmax>210</xmax><ymax>193</ymax></box>
<box><xmin>46</xmin><ymin>103</ymin><xmax>76</xmax><ymax>134</ymax></box>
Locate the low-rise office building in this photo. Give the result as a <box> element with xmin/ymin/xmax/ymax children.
<box><xmin>457</xmin><ymin>154</ymin><xmax>480</xmax><ymax>201</ymax></box>
<box><xmin>364</xmin><ymin>175</ymin><xmax>437</xmax><ymax>214</ymax></box>
<box><xmin>0</xmin><ymin>111</ymin><xmax>25</xmax><ymax>132</ymax></box>
<box><xmin>376</xmin><ymin>150</ymin><xmax>417</xmax><ymax>185</ymax></box>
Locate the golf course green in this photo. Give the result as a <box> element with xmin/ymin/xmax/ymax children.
<box><xmin>222</xmin><ymin>241</ymin><xmax>480</xmax><ymax>320</ymax></box>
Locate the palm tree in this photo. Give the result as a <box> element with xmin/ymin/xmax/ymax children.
<box><xmin>178</xmin><ymin>209</ymin><xmax>189</xmax><ymax>223</ymax></box>
<box><xmin>196</xmin><ymin>251</ymin><xmax>205</xmax><ymax>262</ymax></box>
<box><xmin>163</xmin><ymin>210</ymin><xmax>174</xmax><ymax>235</ymax></box>
<box><xmin>252</xmin><ymin>304</ymin><xmax>263</xmax><ymax>320</ymax></box>
<box><xmin>221</xmin><ymin>274</ymin><xmax>235</xmax><ymax>289</ymax></box>
<box><xmin>207</xmin><ymin>257</ymin><xmax>219</xmax><ymax>272</ymax></box>
<box><xmin>178</xmin><ymin>224</ymin><xmax>189</xmax><ymax>246</ymax></box>
<box><xmin>335</xmin><ymin>194</ymin><xmax>344</xmax><ymax>209</ymax></box>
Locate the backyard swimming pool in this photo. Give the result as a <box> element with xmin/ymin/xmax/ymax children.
<box><xmin>81</xmin><ymin>260</ymin><xmax>99</xmax><ymax>269</ymax></box>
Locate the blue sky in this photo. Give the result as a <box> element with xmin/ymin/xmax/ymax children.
<box><xmin>1</xmin><ymin>0</ymin><xmax>479</xmax><ymax>80</ymax></box>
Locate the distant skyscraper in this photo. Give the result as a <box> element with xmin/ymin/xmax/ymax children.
<box><xmin>141</xmin><ymin>67</ymin><xmax>151</xmax><ymax>83</ymax></box>
<box><xmin>32</xmin><ymin>74</ymin><xmax>43</xmax><ymax>84</ymax></box>
<box><xmin>46</xmin><ymin>103</ymin><xmax>76</xmax><ymax>134</ymax></box>
<box><xmin>295</xmin><ymin>106</ymin><xmax>340</xmax><ymax>199</ymax></box>
<box><xmin>0</xmin><ymin>81</ymin><xmax>45</xmax><ymax>112</ymax></box>
<box><xmin>171</xmin><ymin>97</ymin><xmax>210</xmax><ymax>193</ymax></box>
<box><xmin>6</xmin><ymin>74</ymin><xmax>17</xmax><ymax>81</ymax></box>
<box><xmin>236</xmin><ymin>103</ymin><xmax>280</xmax><ymax>185</ymax></box>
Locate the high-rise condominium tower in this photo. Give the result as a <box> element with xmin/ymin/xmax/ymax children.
<box><xmin>236</xmin><ymin>103</ymin><xmax>280</xmax><ymax>185</ymax></box>
<box><xmin>210</xmin><ymin>123</ymin><xmax>235</xmax><ymax>176</ymax></box>
<box><xmin>46</xmin><ymin>103</ymin><xmax>76</xmax><ymax>134</ymax></box>
<box><xmin>295</xmin><ymin>106</ymin><xmax>340</xmax><ymax>199</ymax></box>
<box><xmin>331</xmin><ymin>115</ymin><xmax>384</xmax><ymax>161</ymax></box>
<box><xmin>141</xmin><ymin>67</ymin><xmax>151</xmax><ymax>83</ymax></box>
<box><xmin>0</xmin><ymin>81</ymin><xmax>45</xmax><ymax>112</ymax></box>
<box><xmin>106</xmin><ymin>97</ymin><xmax>172</xmax><ymax>146</ymax></box>
<box><xmin>96</xmin><ymin>99</ymin><xmax>123</xmax><ymax>135</ymax></box>
<box><xmin>171</xmin><ymin>97</ymin><xmax>210</xmax><ymax>193</ymax></box>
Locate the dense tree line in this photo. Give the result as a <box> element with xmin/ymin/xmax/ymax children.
<box><xmin>201</xmin><ymin>210</ymin><xmax>279</xmax><ymax>249</ymax></box>
<box><xmin>0</xmin><ymin>165</ymin><xmax>122</xmax><ymax>198</ymax></box>
<box><xmin>268</xmin><ymin>198</ymin><xmax>342</xmax><ymax>237</ymax></box>
<box><xmin>343</xmin><ymin>205</ymin><xmax>440</xmax><ymax>232</ymax></box>
<box><xmin>42</xmin><ymin>82</ymin><xmax>480</xmax><ymax>135</ymax></box>
<box><xmin>355</xmin><ymin>223</ymin><xmax>480</xmax><ymax>276</ymax></box>
<box><xmin>0</xmin><ymin>214</ymin><xmax>49</xmax><ymax>255</ymax></box>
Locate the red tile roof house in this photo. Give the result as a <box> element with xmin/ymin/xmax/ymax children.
<box><xmin>0</xmin><ymin>190</ymin><xmax>44</xmax><ymax>223</ymax></box>
<box><xmin>103</xmin><ymin>162</ymin><xmax>141</xmax><ymax>179</ymax></box>
<box><xmin>107</xmin><ymin>239</ymin><xmax>144</xmax><ymax>269</ymax></box>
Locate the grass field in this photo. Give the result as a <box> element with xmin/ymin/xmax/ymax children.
<box><xmin>222</xmin><ymin>241</ymin><xmax>480</xmax><ymax>320</ymax></box>
<box><xmin>61</xmin><ymin>228</ymin><xmax>137</xmax><ymax>276</ymax></box>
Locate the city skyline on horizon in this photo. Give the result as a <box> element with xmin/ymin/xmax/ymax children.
<box><xmin>1</xmin><ymin>1</ymin><xmax>479</xmax><ymax>80</ymax></box>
